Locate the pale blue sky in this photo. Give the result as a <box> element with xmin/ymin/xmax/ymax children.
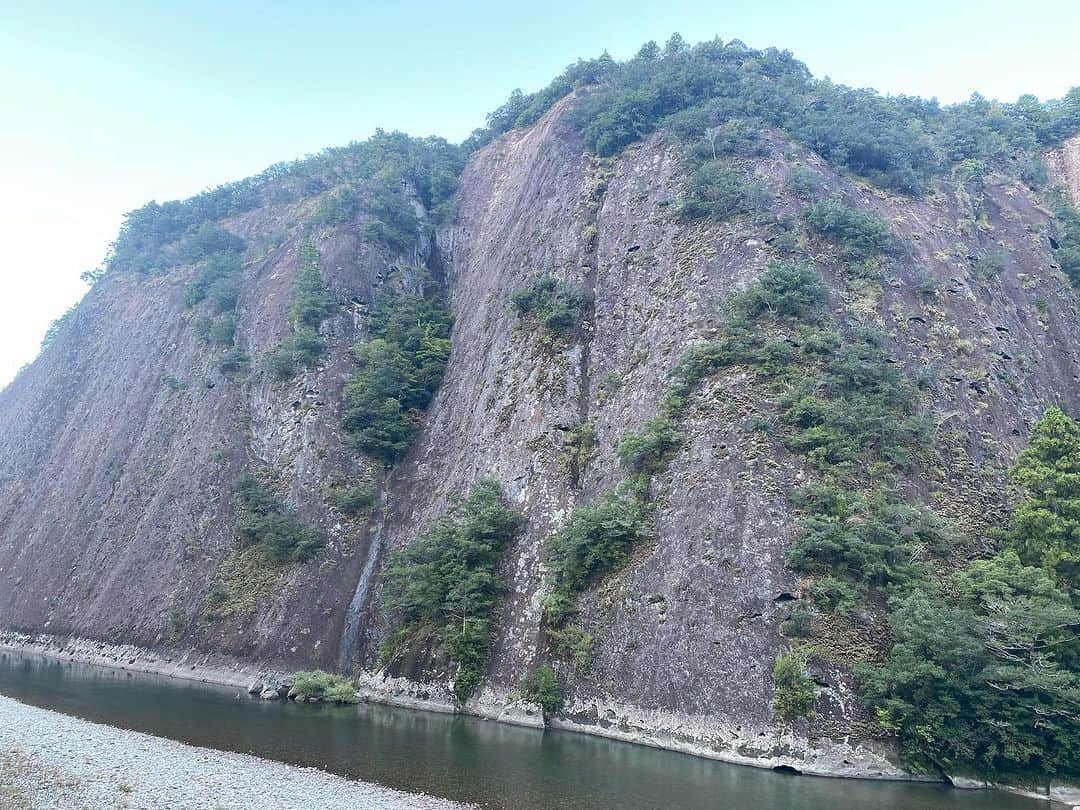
<box><xmin>2</xmin><ymin>0</ymin><xmax>1079</xmax><ymax>386</ymax></box>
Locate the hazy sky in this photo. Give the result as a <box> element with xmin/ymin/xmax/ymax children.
<box><xmin>2</xmin><ymin>0</ymin><xmax>1079</xmax><ymax>387</ymax></box>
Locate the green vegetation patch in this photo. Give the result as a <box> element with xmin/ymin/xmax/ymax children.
<box><xmin>474</xmin><ymin>36</ymin><xmax>1080</xmax><ymax>193</ymax></box>
<box><xmin>289</xmin><ymin>241</ymin><xmax>339</xmax><ymax>328</ymax></box>
<box><xmin>859</xmin><ymin>548</ymin><xmax>1079</xmax><ymax>780</ymax></box>
<box><xmin>803</xmin><ymin>197</ymin><xmax>891</xmax><ymax>262</ymax></box>
<box><xmin>1007</xmin><ymin>406</ymin><xmax>1080</xmax><ymax>588</ymax></box>
<box><xmin>193</xmin><ymin>312</ymin><xmax>238</xmax><ymax>346</ymax></box>
<box><xmin>785</xmin><ymin>165</ymin><xmax>823</xmax><ymax>199</ymax></box>
<box><xmin>183</xmin><ymin>249</ymin><xmax>243</xmax><ymax>310</ymax></box>
<box><xmin>342</xmin><ymin>272</ymin><xmax>452</xmax><ymax>464</ymax></box>
<box><xmin>541</xmin><ymin>483</ymin><xmax>652</xmax><ymax>630</ymax></box>
<box><xmin>201</xmin><ymin>546</ymin><xmax>283</xmax><ymax>620</ymax></box>
<box><xmin>99</xmin><ymin>130</ymin><xmax>462</xmax><ymax>280</ymax></box>
<box><xmin>776</xmin><ymin>332</ymin><xmax>929</xmax><ymax>473</ymax></box>
<box><xmin>510</xmin><ymin>275</ymin><xmax>588</xmax><ymax>339</ymax></box>
<box><xmin>559</xmin><ymin>421</ymin><xmax>597</xmax><ymax>488</ymax></box>
<box><xmin>268</xmin><ymin>238</ymin><xmax>338</xmax><ymax>380</ymax></box>
<box><xmin>680</xmin><ymin>162</ymin><xmax>770</xmax><ymax>221</ymax></box>
<box><xmin>181</xmin><ymin>230</ymin><xmax>247</xmax><ymax>361</ymax></box>
<box><xmin>361</xmin><ymin>178</ymin><xmax>421</xmax><ymax>252</ymax></box>
<box><xmin>312</xmin><ymin>186</ymin><xmax>360</xmax><ymax>226</ymax></box>
<box><xmin>235</xmin><ymin>474</ymin><xmax>325</xmax><ymax>564</ymax></box>
<box><xmin>772</xmin><ymin>650</ymin><xmax>817</xmax><ymax>724</ymax></box>
<box><xmin>326</xmin><ymin>478</ymin><xmax>377</xmax><ymax>518</ymax></box>
<box><xmin>131</xmin><ymin>221</ymin><xmax>245</xmax><ymax>278</ymax></box>
<box><xmin>290</xmin><ymin>670</ymin><xmax>359</xmax><ymax>704</ymax></box>
<box><xmin>520</xmin><ymin>665</ymin><xmax>563</xmax><ymax>717</ymax></box>
<box><xmin>378</xmin><ymin>480</ymin><xmax>525</xmax><ymax>705</ymax></box>
<box><xmin>1051</xmin><ymin>196</ymin><xmax>1080</xmax><ymax>288</ymax></box>
<box><xmin>786</xmin><ymin>487</ymin><xmax>952</xmax><ymax>593</ymax></box>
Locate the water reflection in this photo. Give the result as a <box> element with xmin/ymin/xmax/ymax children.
<box><xmin>0</xmin><ymin>652</ymin><xmax>1041</xmax><ymax>810</ymax></box>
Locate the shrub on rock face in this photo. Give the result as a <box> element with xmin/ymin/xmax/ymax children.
<box><xmin>732</xmin><ymin>261</ymin><xmax>829</xmax><ymax>320</ymax></box>
<box><xmin>289</xmin><ymin>670</ymin><xmax>359</xmax><ymax>704</ymax></box>
<box><xmin>267</xmin><ymin>344</ymin><xmax>299</xmax><ymax>380</ymax></box>
<box><xmin>235</xmin><ymin>474</ymin><xmax>324</xmax><ymax>564</ymax></box>
<box><xmin>289</xmin><ymin>241</ymin><xmax>338</xmax><ymax>328</ymax></box>
<box><xmin>328</xmin><ymin>480</ymin><xmax>377</xmax><ymax>517</ymax></box>
<box><xmin>342</xmin><ymin>279</ymin><xmax>452</xmax><ymax>463</ymax></box>
<box><xmin>207</xmin><ymin>313</ymin><xmax>238</xmax><ymax>345</ymax></box>
<box><xmin>216</xmin><ymin>348</ymin><xmax>247</xmax><ymax>375</ymax></box>
<box><xmin>1052</xmin><ymin>200</ymin><xmax>1080</xmax><ymax>288</ymax></box>
<box><xmin>377</xmin><ymin>480</ymin><xmax>525</xmax><ymax>706</ymax></box>
<box><xmin>541</xmin><ymin>484</ymin><xmax>652</xmax><ymax>627</ymax></box>
<box><xmin>785</xmin><ymin>165</ymin><xmax>823</xmax><ymax>199</ymax></box>
<box><xmin>772</xmin><ymin>650</ymin><xmax>816</xmax><ymax>723</ymax></box>
<box><xmin>361</xmin><ymin>179</ymin><xmax>420</xmax><ymax>253</ymax></box>
<box><xmin>182</xmin><ymin>238</ymin><xmax>248</xmax><ymax>361</ymax></box>
<box><xmin>617</xmin><ymin>417</ymin><xmax>683</xmax><ymax>476</ymax></box>
<box><xmin>786</xmin><ymin>489</ymin><xmax>950</xmax><ymax>592</ymax></box>
<box><xmin>184</xmin><ymin>251</ymin><xmax>244</xmax><ymax>309</ymax></box>
<box><xmin>269</xmin><ymin>328</ymin><xmax>327</xmax><ymax>379</ymax></box>
<box><xmin>680</xmin><ymin>161</ymin><xmax>770</xmax><ymax>221</ymax></box>
<box><xmin>312</xmin><ymin>186</ymin><xmax>360</xmax><ymax>226</ymax></box>
<box><xmin>803</xmin><ymin>196</ymin><xmax>891</xmax><ymax>261</ymax></box>
<box><xmin>268</xmin><ymin>239</ymin><xmax>337</xmax><ymax>380</ymax></box>
<box><xmin>972</xmin><ymin>248</ymin><xmax>1008</xmax><ymax>283</ymax></box>
<box><xmin>520</xmin><ymin>665</ymin><xmax>563</xmax><ymax>717</ymax></box>
<box><xmin>510</xmin><ymin>275</ymin><xmax>587</xmax><ymax>338</ymax></box>
<box><xmin>193</xmin><ymin>312</ymin><xmax>237</xmax><ymax>345</ymax></box>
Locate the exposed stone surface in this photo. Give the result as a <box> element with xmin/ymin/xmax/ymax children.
<box><xmin>1</xmin><ymin>96</ymin><xmax>1079</xmax><ymax>780</ymax></box>
<box><xmin>1046</xmin><ymin>133</ymin><xmax>1080</xmax><ymax>204</ymax></box>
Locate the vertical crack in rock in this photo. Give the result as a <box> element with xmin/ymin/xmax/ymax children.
<box><xmin>576</xmin><ymin>158</ymin><xmax>608</xmax><ymax>425</ymax></box>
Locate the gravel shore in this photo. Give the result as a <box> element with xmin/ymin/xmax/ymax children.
<box><xmin>0</xmin><ymin>695</ymin><xmax>472</xmax><ymax>809</ymax></box>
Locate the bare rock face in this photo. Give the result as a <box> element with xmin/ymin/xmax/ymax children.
<box><xmin>1</xmin><ymin>98</ymin><xmax>1079</xmax><ymax>772</ymax></box>
<box><xmin>1047</xmin><ymin>133</ymin><xmax>1080</xmax><ymax>204</ymax></box>
<box><xmin>0</xmin><ymin>196</ymin><xmax>390</xmax><ymax>671</ymax></box>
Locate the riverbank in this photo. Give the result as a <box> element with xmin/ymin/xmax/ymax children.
<box><xmin>0</xmin><ymin>630</ymin><xmax>909</xmax><ymax>779</ymax></box>
<box><xmin>0</xmin><ymin>694</ymin><xmax>471</xmax><ymax>809</ymax></box>
<box><xmin>3</xmin><ymin>630</ymin><xmax>1076</xmax><ymax>808</ymax></box>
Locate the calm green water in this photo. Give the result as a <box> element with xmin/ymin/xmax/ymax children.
<box><xmin>0</xmin><ymin>651</ymin><xmax>1042</xmax><ymax>810</ymax></box>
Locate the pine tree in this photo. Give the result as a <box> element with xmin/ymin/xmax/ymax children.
<box><xmin>1009</xmin><ymin>407</ymin><xmax>1080</xmax><ymax>592</ymax></box>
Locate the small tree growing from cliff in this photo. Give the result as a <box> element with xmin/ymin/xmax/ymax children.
<box><xmin>772</xmin><ymin>650</ymin><xmax>816</xmax><ymax>724</ymax></box>
<box><xmin>342</xmin><ymin>278</ymin><xmax>452</xmax><ymax>463</ymax></box>
<box><xmin>312</xmin><ymin>186</ymin><xmax>360</xmax><ymax>226</ymax></box>
<box><xmin>1008</xmin><ymin>406</ymin><xmax>1080</xmax><ymax>590</ymax></box>
<box><xmin>290</xmin><ymin>239</ymin><xmax>338</xmax><ymax>327</ymax></box>
<box><xmin>268</xmin><ymin>238</ymin><xmax>337</xmax><ymax>379</ymax></box>
<box><xmin>859</xmin><ymin>562</ymin><xmax>1080</xmax><ymax>779</ymax></box>
<box><xmin>1051</xmin><ymin>198</ymin><xmax>1080</xmax><ymax>288</ymax></box>
<box><xmin>520</xmin><ymin>665</ymin><xmax>563</xmax><ymax>718</ymax></box>
<box><xmin>510</xmin><ymin>275</ymin><xmax>587</xmax><ymax>339</ymax></box>
<box><xmin>377</xmin><ymin>480</ymin><xmax>525</xmax><ymax>706</ymax></box>
<box><xmin>361</xmin><ymin>178</ymin><xmax>420</xmax><ymax>253</ymax></box>
<box><xmin>803</xmin><ymin>196</ymin><xmax>891</xmax><ymax>261</ymax></box>
<box><xmin>680</xmin><ymin>162</ymin><xmax>770</xmax><ymax>221</ymax></box>
<box><xmin>235</xmin><ymin>474</ymin><xmax>324</xmax><ymax>564</ymax></box>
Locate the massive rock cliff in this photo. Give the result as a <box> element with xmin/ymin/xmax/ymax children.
<box><xmin>1</xmin><ymin>96</ymin><xmax>1078</xmax><ymax>776</ymax></box>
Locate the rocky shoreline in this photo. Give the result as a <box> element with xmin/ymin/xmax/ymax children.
<box><xmin>0</xmin><ymin>694</ymin><xmax>470</xmax><ymax>809</ymax></box>
<box><xmin>2</xmin><ymin>630</ymin><xmax>1077</xmax><ymax>808</ymax></box>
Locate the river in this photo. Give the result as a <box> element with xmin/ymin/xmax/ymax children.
<box><xmin>0</xmin><ymin>650</ymin><xmax>1044</xmax><ymax>810</ymax></box>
